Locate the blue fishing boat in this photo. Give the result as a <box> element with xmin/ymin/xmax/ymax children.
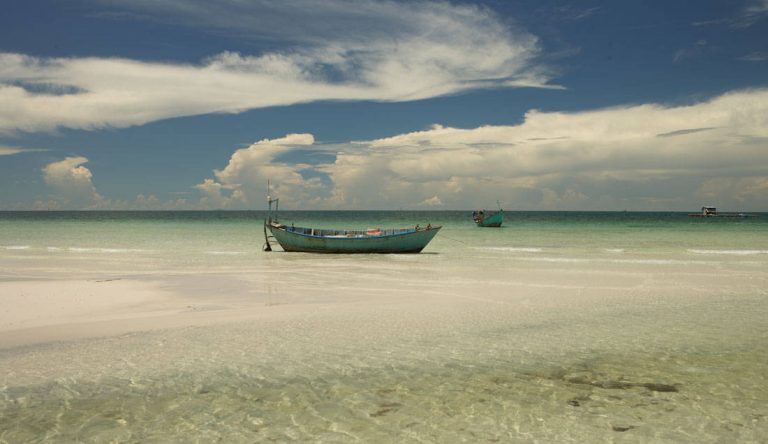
<box><xmin>265</xmin><ymin>221</ymin><xmax>441</xmax><ymax>253</ymax></box>
<box><xmin>262</xmin><ymin>185</ymin><xmax>440</xmax><ymax>253</ymax></box>
<box><xmin>472</xmin><ymin>209</ymin><xmax>504</xmax><ymax>227</ymax></box>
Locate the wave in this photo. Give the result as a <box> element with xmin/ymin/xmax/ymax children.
<box><xmin>3</xmin><ymin>245</ymin><xmax>30</xmax><ymax>250</ymax></box>
<box><xmin>67</xmin><ymin>247</ymin><xmax>146</xmax><ymax>253</ymax></box>
<box><xmin>688</xmin><ymin>249</ymin><xmax>768</xmax><ymax>255</ymax></box>
<box><xmin>612</xmin><ymin>258</ymin><xmax>703</xmax><ymax>265</ymax></box>
<box><xmin>477</xmin><ymin>247</ymin><xmax>543</xmax><ymax>253</ymax></box>
<box><xmin>522</xmin><ymin>257</ymin><xmax>710</xmax><ymax>265</ymax></box>
<box><xmin>524</xmin><ymin>257</ymin><xmax>587</xmax><ymax>263</ymax></box>
<box><xmin>604</xmin><ymin>248</ymin><xmax>625</xmax><ymax>253</ymax></box>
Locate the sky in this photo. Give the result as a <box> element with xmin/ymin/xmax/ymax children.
<box><xmin>1</xmin><ymin>0</ymin><xmax>767</xmax><ymax>211</ymax></box>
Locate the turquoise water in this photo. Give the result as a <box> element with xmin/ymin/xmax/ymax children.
<box><xmin>1</xmin><ymin>211</ymin><xmax>767</xmax><ymax>442</ymax></box>
<box><xmin>2</xmin><ymin>211</ymin><xmax>767</xmax><ymax>272</ymax></box>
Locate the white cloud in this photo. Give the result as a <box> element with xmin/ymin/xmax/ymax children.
<box><xmin>0</xmin><ymin>146</ymin><xmax>27</xmax><ymax>156</ymax></box>
<box><xmin>199</xmin><ymin>88</ymin><xmax>768</xmax><ymax>211</ymax></box>
<box><xmin>694</xmin><ymin>0</ymin><xmax>768</xmax><ymax>28</ymax></box>
<box><xmin>33</xmin><ymin>88</ymin><xmax>768</xmax><ymax>211</ymax></box>
<box><xmin>746</xmin><ymin>0</ymin><xmax>768</xmax><ymax>17</ymax></box>
<box><xmin>194</xmin><ymin>133</ymin><xmax>322</xmax><ymax>209</ymax></box>
<box><xmin>420</xmin><ymin>196</ymin><xmax>444</xmax><ymax>207</ymax></box>
<box><xmin>36</xmin><ymin>157</ymin><xmax>195</xmax><ymax>209</ymax></box>
<box><xmin>738</xmin><ymin>51</ymin><xmax>768</xmax><ymax>62</ymax></box>
<box><xmin>0</xmin><ymin>1</ymin><xmax>550</xmax><ymax>134</ymax></box>
<box><xmin>0</xmin><ymin>145</ymin><xmax>45</xmax><ymax>156</ymax></box>
<box><xmin>41</xmin><ymin>156</ymin><xmax>103</xmax><ymax>207</ymax></box>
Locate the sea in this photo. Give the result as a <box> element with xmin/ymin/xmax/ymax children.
<box><xmin>1</xmin><ymin>211</ymin><xmax>767</xmax><ymax>442</ymax></box>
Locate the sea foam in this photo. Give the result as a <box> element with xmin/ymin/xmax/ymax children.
<box><xmin>477</xmin><ymin>247</ymin><xmax>543</xmax><ymax>253</ymax></box>
<box><xmin>67</xmin><ymin>247</ymin><xmax>145</xmax><ymax>253</ymax></box>
<box><xmin>688</xmin><ymin>249</ymin><xmax>768</xmax><ymax>255</ymax></box>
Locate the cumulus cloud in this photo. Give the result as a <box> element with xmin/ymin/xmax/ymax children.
<box><xmin>195</xmin><ymin>133</ymin><xmax>324</xmax><ymax>209</ymax></box>
<box><xmin>420</xmin><ymin>196</ymin><xmax>444</xmax><ymax>207</ymax></box>
<box><xmin>358</xmin><ymin>89</ymin><xmax>768</xmax><ymax>209</ymax></box>
<box><xmin>35</xmin><ymin>156</ymin><xmax>195</xmax><ymax>210</ymax></box>
<box><xmin>201</xmin><ymin>88</ymin><xmax>768</xmax><ymax>211</ymax></box>
<box><xmin>33</xmin><ymin>88</ymin><xmax>768</xmax><ymax>211</ymax></box>
<box><xmin>41</xmin><ymin>156</ymin><xmax>103</xmax><ymax>207</ymax></box>
<box><xmin>0</xmin><ymin>0</ymin><xmax>551</xmax><ymax>134</ymax></box>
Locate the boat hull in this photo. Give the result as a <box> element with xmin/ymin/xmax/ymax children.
<box><xmin>267</xmin><ymin>223</ymin><xmax>441</xmax><ymax>253</ymax></box>
<box><xmin>475</xmin><ymin>211</ymin><xmax>503</xmax><ymax>227</ymax></box>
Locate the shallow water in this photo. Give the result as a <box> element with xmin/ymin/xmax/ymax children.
<box><xmin>1</xmin><ymin>211</ymin><xmax>767</xmax><ymax>441</ymax></box>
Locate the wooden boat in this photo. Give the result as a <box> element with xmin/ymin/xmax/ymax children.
<box><xmin>265</xmin><ymin>221</ymin><xmax>441</xmax><ymax>253</ymax></box>
<box><xmin>261</xmin><ymin>184</ymin><xmax>440</xmax><ymax>253</ymax></box>
<box><xmin>473</xmin><ymin>209</ymin><xmax>504</xmax><ymax>227</ymax></box>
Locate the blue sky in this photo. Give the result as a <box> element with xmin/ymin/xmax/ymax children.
<box><xmin>1</xmin><ymin>0</ymin><xmax>767</xmax><ymax>210</ymax></box>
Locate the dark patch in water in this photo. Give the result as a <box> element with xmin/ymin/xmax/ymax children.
<box><xmin>641</xmin><ymin>383</ymin><xmax>679</xmax><ymax>393</ymax></box>
<box><xmin>370</xmin><ymin>402</ymin><xmax>401</xmax><ymax>417</ymax></box>
<box><xmin>565</xmin><ymin>376</ymin><xmax>679</xmax><ymax>393</ymax></box>
<box><xmin>370</xmin><ymin>407</ymin><xmax>393</xmax><ymax>417</ymax></box>
<box><xmin>612</xmin><ymin>425</ymin><xmax>635</xmax><ymax>432</ymax></box>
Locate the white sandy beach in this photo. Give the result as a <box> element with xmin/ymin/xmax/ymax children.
<box><xmin>0</xmin><ymin>261</ymin><xmax>715</xmax><ymax>348</ymax></box>
<box><xmin>2</xmin><ymin>253</ymin><xmax>766</xmax><ymax>357</ymax></box>
<box><xmin>2</xmin><ymin>239</ymin><xmax>768</xmax><ymax>441</ymax></box>
<box><xmin>0</xmin><ymin>277</ymin><xmax>266</xmax><ymax>348</ymax></box>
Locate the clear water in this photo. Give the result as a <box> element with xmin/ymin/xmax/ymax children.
<box><xmin>1</xmin><ymin>211</ymin><xmax>767</xmax><ymax>442</ymax></box>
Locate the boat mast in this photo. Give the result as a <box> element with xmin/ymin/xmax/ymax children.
<box><xmin>267</xmin><ymin>180</ymin><xmax>280</xmax><ymax>222</ymax></box>
<box><xmin>264</xmin><ymin>180</ymin><xmax>279</xmax><ymax>252</ymax></box>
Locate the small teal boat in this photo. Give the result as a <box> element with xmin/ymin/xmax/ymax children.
<box><xmin>473</xmin><ymin>209</ymin><xmax>504</xmax><ymax>227</ymax></box>
<box><xmin>265</xmin><ymin>221</ymin><xmax>441</xmax><ymax>253</ymax></box>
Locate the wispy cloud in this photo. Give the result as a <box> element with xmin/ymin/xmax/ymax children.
<box><xmin>0</xmin><ymin>0</ymin><xmax>554</xmax><ymax>135</ymax></box>
<box><xmin>740</xmin><ymin>0</ymin><xmax>768</xmax><ymax>27</ymax></box>
<box><xmin>0</xmin><ymin>145</ymin><xmax>47</xmax><ymax>156</ymax></box>
<box><xmin>738</xmin><ymin>51</ymin><xmax>768</xmax><ymax>61</ymax></box>
<box><xmin>552</xmin><ymin>6</ymin><xmax>602</xmax><ymax>22</ymax></box>
<box><xmin>672</xmin><ymin>39</ymin><xmax>708</xmax><ymax>63</ymax></box>
<box><xmin>693</xmin><ymin>0</ymin><xmax>768</xmax><ymax>28</ymax></box>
